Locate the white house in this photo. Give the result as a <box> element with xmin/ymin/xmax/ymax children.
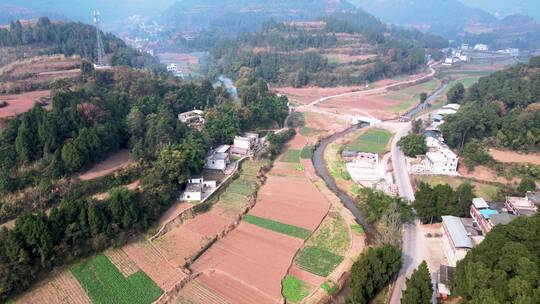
<box><xmin>204</xmin><ymin>145</ymin><xmax>231</xmax><ymax>171</ymax></box>
<box><xmin>461</xmin><ymin>43</ymin><xmax>469</xmax><ymax>50</ymax></box>
<box><xmin>179</xmin><ymin>110</ymin><xmax>205</xmax><ymax>130</ymax></box>
<box><xmin>232</xmin><ymin>132</ymin><xmax>260</xmax><ymax>155</ymax></box>
<box><xmin>442</xmin><ymin>103</ymin><xmax>461</xmax><ymax>111</ymax></box>
<box><xmin>181</xmin><ymin>176</ymin><xmax>217</xmax><ymax>202</ymax></box>
<box><xmin>459</xmin><ymin>55</ymin><xmax>468</xmax><ymax>62</ymax></box>
<box><xmin>166</xmin><ymin>63</ymin><xmax>178</xmax><ymax>73</ymax></box>
<box><xmin>473</xmin><ymin>44</ymin><xmax>489</xmax><ymax>51</ymax></box>
<box><xmin>441</xmin><ymin>216</ymin><xmax>473</xmax><ymax>267</ymax></box>
<box><xmin>426</xmin><ymin>146</ymin><xmax>458</xmax><ymax>174</ymax></box>
<box><xmin>436</xmin><ymin>108</ymin><xmax>458</xmax><ymax>116</ymax></box>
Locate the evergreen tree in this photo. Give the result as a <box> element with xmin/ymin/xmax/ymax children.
<box><xmin>402</xmin><ymin>261</ymin><xmax>433</xmax><ymax>304</ymax></box>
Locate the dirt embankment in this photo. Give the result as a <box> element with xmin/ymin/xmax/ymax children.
<box><xmin>489</xmin><ymin>148</ymin><xmax>540</xmax><ymax>166</ymax></box>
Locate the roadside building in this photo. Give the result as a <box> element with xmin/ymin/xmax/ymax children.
<box><xmin>180</xmin><ymin>176</ymin><xmax>217</xmax><ymax>202</ymax></box>
<box><xmin>232</xmin><ymin>132</ymin><xmax>259</xmax><ymax>155</ymax></box>
<box><xmin>178</xmin><ymin>109</ymin><xmax>205</xmax><ymax>130</ymax></box>
<box><xmin>505</xmin><ymin>192</ymin><xmax>540</xmax><ymax>216</ymax></box>
<box><xmin>442</xmin><ymin>103</ymin><xmax>460</xmax><ymax>111</ymax></box>
<box><xmin>459</xmin><ymin>54</ymin><xmax>468</xmax><ymax>62</ymax></box>
<box><xmin>441</xmin><ymin>216</ymin><xmax>473</xmax><ymax>266</ymax></box>
<box><xmin>432</xmin><ymin>114</ymin><xmax>445</xmax><ymax>123</ymax></box>
<box><xmin>437</xmin><ymin>265</ymin><xmax>455</xmax><ymax>300</ymax></box>
<box><xmin>425</xmin><ymin>146</ymin><xmax>458</xmax><ymax>174</ymax></box>
<box><xmin>436</xmin><ymin>108</ymin><xmax>458</xmax><ymax>116</ymax></box>
<box><xmin>204</xmin><ymin>145</ymin><xmax>231</xmax><ymax>172</ymax></box>
<box><xmin>470</xmin><ymin>198</ymin><xmax>517</xmax><ymax>234</ymax></box>
<box><xmin>346</xmin><ymin>152</ymin><xmax>385</xmax><ymax>187</ymax></box>
<box><xmin>341</xmin><ymin>150</ymin><xmax>358</xmax><ymax>161</ymax></box>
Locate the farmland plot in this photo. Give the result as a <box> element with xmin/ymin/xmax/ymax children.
<box><xmin>70</xmin><ymin>254</ymin><xmax>162</xmax><ymax>304</ymax></box>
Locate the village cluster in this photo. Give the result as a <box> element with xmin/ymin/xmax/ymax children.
<box><xmin>437</xmin><ymin>189</ymin><xmax>540</xmax><ymax>299</ymax></box>
<box><xmin>443</xmin><ymin>43</ymin><xmax>520</xmax><ymax>67</ymax></box>
<box><xmin>178</xmin><ymin>109</ymin><xmax>261</xmax><ymax>202</ymax></box>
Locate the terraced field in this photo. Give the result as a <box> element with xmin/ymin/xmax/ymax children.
<box><xmin>70</xmin><ymin>254</ymin><xmax>162</xmax><ymax>304</ymax></box>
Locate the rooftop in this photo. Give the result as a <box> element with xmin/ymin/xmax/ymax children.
<box><xmin>527</xmin><ymin>191</ymin><xmax>540</xmax><ymax>205</ymax></box>
<box><xmin>472</xmin><ymin>198</ymin><xmax>489</xmax><ymax>209</ymax></box>
<box><xmin>479</xmin><ymin>209</ymin><xmax>499</xmax><ymax>219</ymax></box>
<box><xmin>215</xmin><ymin>145</ymin><xmax>231</xmax><ymax>153</ymax></box>
<box><xmin>490</xmin><ymin>213</ymin><xmax>517</xmax><ymax>226</ymax></box>
<box><xmin>442</xmin><ymin>216</ymin><xmax>473</xmax><ymax>249</ymax></box>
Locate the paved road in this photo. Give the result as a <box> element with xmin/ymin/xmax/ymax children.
<box><xmin>300</xmin><ymin>61</ymin><xmax>438</xmax><ymax>109</ymax></box>
<box><xmin>389</xmin><ymin>122</ymin><xmax>425</xmax><ymax>304</ymax></box>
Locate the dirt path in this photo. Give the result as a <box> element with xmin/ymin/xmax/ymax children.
<box><xmin>78</xmin><ymin>149</ymin><xmax>133</xmax><ymax>181</ymax></box>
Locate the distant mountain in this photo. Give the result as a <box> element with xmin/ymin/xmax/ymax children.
<box><xmin>464</xmin><ymin>0</ymin><xmax>540</xmax><ymax>21</ymax></box>
<box><xmin>349</xmin><ymin>0</ymin><xmax>497</xmax><ymax>35</ymax></box>
<box><xmin>0</xmin><ymin>0</ymin><xmax>175</xmax><ymax>25</ymax></box>
<box><xmin>161</xmin><ymin>0</ymin><xmax>357</xmax><ymax>31</ymax></box>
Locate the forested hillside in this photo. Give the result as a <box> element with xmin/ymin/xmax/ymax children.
<box><xmin>441</xmin><ymin>57</ymin><xmax>540</xmax><ymax>154</ymax></box>
<box><xmin>208</xmin><ymin>12</ymin><xmax>446</xmax><ymax>87</ymax></box>
<box><xmin>0</xmin><ymin>17</ymin><xmax>162</xmax><ymax>71</ymax></box>
<box><xmin>0</xmin><ymin>62</ymin><xmax>288</xmax><ymax>301</ymax></box>
<box><xmin>161</xmin><ymin>0</ymin><xmax>356</xmax><ymax>32</ymax></box>
<box><xmin>454</xmin><ymin>213</ymin><xmax>540</xmax><ymax>303</ymax></box>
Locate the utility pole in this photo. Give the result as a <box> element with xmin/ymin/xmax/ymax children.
<box><xmin>92</xmin><ymin>11</ymin><xmax>110</xmax><ymax>68</ymax></box>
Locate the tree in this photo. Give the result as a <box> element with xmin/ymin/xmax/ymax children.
<box><xmin>61</xmin><ymin>142</ymin><xmax>83</xmax><ymax>173</ymax></box>
<box><xmin>412</xmin><ymin>119</ymin><xmax>423</xmax><ymax>134</ymax></box>
<box><xmin>517</xmin><ymin>177</ymin><xmax>537</xmax><ymax>194</ymax></box>
<box><xmin>454</xmin><ymin>215</ymin><xmax>540</xmax><ymax>303</ymax></box>
<box><xmin>419</xmin><ymin>92</ymin><xmax>428</xmax><ymax>104</ymax></box>
<box><xmin>15</xmin><ymin>114</ymin><xmax>40</xmax><ymax>162</ymax></box>
<box><xmin>447</xmin><ymin>82</ymin><xmax>465</xmax><ymax>104</ymax></box>
<box><xmin>346</xmin><ymin>245</ymin><xmax>402</xmax><ymax>304</ymax></box>
<box><xmin>398</xmin><ymin>133</ymin><xmax>428</xmax><ymax>157</ymax></box>
<box><xmin>80</xmin><ymin>60</ymin><xmax>95</xmax><ymax>80</ymax></box>
<box><xmin>413</xmin><ymin>182</ymin><xmax>476</xmax><ymax>223</ymax></box>
<box><xmin>402</xmin><ymin>261</ymin><xmax>432</xmax><ymax>304</ymax></box>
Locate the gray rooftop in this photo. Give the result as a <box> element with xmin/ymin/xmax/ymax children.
<box><xmin>442</xmin><ymin>216</ymin><xmax>473</xmax><ymax>249</ymax></box>
<box><xmin>490</xmin><ymin>213</ymin><xmax>517</xmax><ymax>226</ymax></box>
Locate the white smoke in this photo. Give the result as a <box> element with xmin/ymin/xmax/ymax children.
<box><xmin>215</xmin><ymin>76</ymin><xmax>238</xmax><ymax>100</ymax></box>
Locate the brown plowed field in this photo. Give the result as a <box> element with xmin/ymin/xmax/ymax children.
<box><xmin>489</xmin><ymin>148</ymin><xmax>540</xmax><ymax>165</ymax></box>
<box><xmin>0</xmin><ymin>90</ymin><xmax>50</xmax><ymax>118</ymax></box>
<box><xmin>153</xmin><ymin>227</ymin><xmax>207</xmax><ymax>268</ymax></box>
<box><xmin>183</xmin><ymin>133</ymin><xmax>330</xmax><ymax>303</ymax></box>
<box><xmin>78</xmin><ymin>149</ymin><xmax>134</xmax><ymax>180</ymax></box>
<box><xmin>176</xmin><ymin>279</ymin><xmax>231</xmax><ymax>304</ymax></box>
<box><xmin>275</xmin><ymin>86</ymin><xmax>364</xmax><ymax>105</ymax></box>
<box><xmin>288</xmin><ymin>264</ymin><xmax>325</xmax><ymax>288</ymax></box>
<box><xmin>184</xmin><ymin>212</ymin><xmax>231</xmax><ymax>237</ymax></box>
<box><xmin>251</xmin><ymin>175</ymin><xmax>330</xmax><ymax>230</ymax></box>
<box><xmin>269</xmin><ymin>162</ymin><xmax>305</xmax><ymax>177</ymax></box>
<box><xmin>285</xmin><ymin>132</ymin><xmax>308</xmax><ymax>149</ymax></box>
<box><xmin>14</xmin><ymin>270</ymin><xmax>92</xmax><ymax>304</ymax></box>
<box><xmin>105</xmin><ymin>248</ymin><xmax>140</xmax><ymax>277</ymax></box>
<box><xmin>198</xmin><ymin>271</ymin><xmax>277</xmax><ymax>304</ymax></box>
<box><xmin>191</xmin><ymin>223</ymin><xmax>304</xmax><ymax>303</ymax></box>
<box><xmin>321</xmin><ymin>94</ymin><xmax>399</xmax><ymax>120</ymax></box>
<box><xmin>123</xmin><ymin>240</ymin><xmax>187</xmax><ymax>291</ymax></box>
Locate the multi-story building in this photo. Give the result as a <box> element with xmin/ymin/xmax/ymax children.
<box><xmin>426</xmin><ymin>146</ymin><xmax>458</xmax><ymax>175</ymax></box>
<box><xmin>204</xmin><ymin>145</ymin><xmax>231</xmax><ymax>172</ymax></box>
<box><xmin>470</xmin><ymin>198</ymin><xmax>517</xmax><ymax>234</ymax></box>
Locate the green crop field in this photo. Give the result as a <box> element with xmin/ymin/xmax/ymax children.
<box><xmin>281</xmin><ymin>149</ymin><xmax>301</xmax><ymax>163</ymax></box>
<box><xmin>70</xmin><ymin>254</ymin><xmax>162</xmax><ymax>304</ymax></box>
<box><xmin>294</xmin><ymin>246</ymin><xmax>344</xmax><ymax>277</ymax></box>
<box><xmin>282</xmin><ymin>275</ymin><xmax>310</xmax><ymax>303</ymax></box>
<box><xmin>305</xmin><ymin>212</ymin><xmax>350</xmax><ymax>256</ymax></box>
<box><xmin>346</xmin><ymin>128</ymin><xmax>392</xmax><ymax>154</ymax></box>
<box><xmin>301</xmin><ymin>146</ymin><xmax>314</xmax><ymax>159</ymax></box>
<box><xmin>243</xmin><ymin>214</ymin><xmax>311</xmax><ymax>239</ymax></box>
